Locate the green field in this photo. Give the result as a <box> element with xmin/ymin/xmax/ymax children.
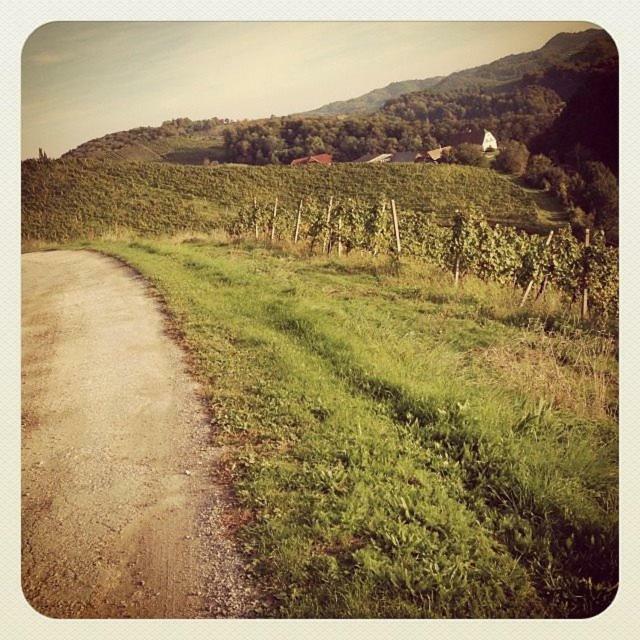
<box><xmin>22</xmin><ymin>159</ymin><xmax>568</xmax><ymax>243</ymax></box>
<box><xmin>79</xmin><ymin>237</ymin><xmax>616</xmax><ymax>618</ymax></box>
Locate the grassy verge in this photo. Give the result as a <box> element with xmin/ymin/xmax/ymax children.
<box><xmin>87</xmin><ymin>237</ymin><xmax>617</xmax><ymax>618</ymax></box>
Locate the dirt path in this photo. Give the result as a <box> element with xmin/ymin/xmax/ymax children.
<box><xmin>21</xmin><ymin>250</ymin><xmax>259</xmax><ymax>618</ymax></box>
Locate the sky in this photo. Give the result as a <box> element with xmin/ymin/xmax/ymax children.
<box><xmin>22</xmin><ymin>21</ymin><xmax>594</xmax><ymax>159</ymax></box>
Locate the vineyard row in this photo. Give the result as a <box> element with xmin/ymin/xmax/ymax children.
<box><xmin>223</xmin><ymin>196</ymin><xmax>618</xmax><ymax>320</ymax></box>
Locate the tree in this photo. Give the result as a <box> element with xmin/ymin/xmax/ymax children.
<box><xmin>578</xmin><ymin>161</ymin><xmax>618</xmax><ymax>242</ymax></box>
<box><xmin>524</xmin><ymin>154</ymin><xmax>554</xmax><ymax>188</ymax></box>
<box><xmin>544</xmin><ymin>166</ymin><xmax>570</xmax><ymax>204</ymax></box>
<box><xmin>569</xmin><ymin>205</ymin><xmax>594</xmax><ymax>234</ymax></box>
<box><xmin>307</xmin><ymin>135</ymin><xmax>326</xmax><ymax>155</ymax></box>
<box><xmin>495</xmin><ymin>140</ymin><xmax>530</xmax><ymax>175</ymax></box>
<box><xmin>453</xmin><ymin>143</ymin><xmax>486</xmax><ymax>167</ymax></box>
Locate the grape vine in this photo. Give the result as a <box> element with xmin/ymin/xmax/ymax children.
<box><xmin>226</xmin><ymin>195</ymin><xmax>618</xmax><ymax>321</ymax></box>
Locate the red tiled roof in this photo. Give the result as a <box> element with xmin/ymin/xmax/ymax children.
<box><xmin>290</xmin><ymin>153</ymin><xmax>332</xmax><ymax>166</ymax></box>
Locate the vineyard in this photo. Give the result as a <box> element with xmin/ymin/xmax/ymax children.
<box><xmin>22</xmin><ymin>159</ymin><xmax>559</xmax><ymax>242</ymax></box>
<box><xmin>226</xmin><ymin>198</ymin><xmax>618</xmax><ymax>322</ymax></box>
<box><xmin>21</xmin><ymin>158</ymin><xmax>617</xmax><ymax>320</ymax></box>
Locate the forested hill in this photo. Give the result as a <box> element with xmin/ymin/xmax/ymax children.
<box><xmin>220</xmin><ymin>29</ymin><xmax>616</xmax><ymax>170</ymax></box>
<box><xmin>378</xmin><ymin>30</ymin><xmax>617</xmax><ymax>173</ymax></box>
<box><xmin>296</xmin><ymin>77</ymin><xmax>443</xmax><ymax>117</ymax></box>
<box><xmin>421</xmin><ymin>28</ymin><xmax>613</xmax><ymax>94</ymax></box>
<box><xmin>299</xmin><ymin>28</ymin><xmax>612</xmax><ymax>116</ymax></box>
<box><xmin>59</xmin><ymin>28</ymin><xmax>615</xmax><ymax>169</ymax></box>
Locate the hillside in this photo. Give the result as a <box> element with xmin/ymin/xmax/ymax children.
<box><xmin>427</xmin><ymin>28</ymin><xmax>612</xmax><ymax>94</ymax></box>
<box><xmin>298</xmin><ymin>76</ymin><xmax>443</xmax><ymax>117</ymax></box>
<box><xmin>22</xmin><ymin>159</ymin><xmax>559</xmax><ymax>243</ymax></box>
<box><xmin>61</xmin><ymin>117</ymin><xmax>229</xmax><ymax>165</ymax></box>
<box><xmin>21</xmin><ymin>22</ymin><xmax>619</xmax><ymax>622</ymax></box>
<box><xmin>86</xmin><ymin>236</ymin><xmax>617</xmax><ymax>618</ymax></box>
<box><xmin>58</xmin><ymin>28</ymin><xmax>613</xmax><ymax>166</ymax></box>
<box><xmin>531</xmin><ymin>67</ymin><xmax>618</xmax><ymax>174</ymax></box>
<box><xmin>299</xmin><ymin>29</ymin><xmax>611</xmax><ymax>116</ymax></box>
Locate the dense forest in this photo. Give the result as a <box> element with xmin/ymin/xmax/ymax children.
<box><xmin>221</xmin><ymin>85</ymin><xmax>564</xmax><ymax>165</ymax></box>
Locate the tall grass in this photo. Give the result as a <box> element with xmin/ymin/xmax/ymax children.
<box><xmin>92</xmin><ymin>238</ymin><xmax>617</xmax><ymax>618</ymax></box>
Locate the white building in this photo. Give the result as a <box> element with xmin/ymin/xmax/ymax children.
<box><xmin>449</xmin><ymin>127</ymin><xmax>498</xmax><ymax>152</ymax></box>
<box><xmin>481</xmin><ymin>130</ymin><xmax>498</xmax><ymax>152</ymax></box>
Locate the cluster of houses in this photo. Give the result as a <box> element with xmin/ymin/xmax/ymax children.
<box><xmin>289</xmin><ymin>128</ymin><xmax>497</xmax><ymax>167</ymax></box>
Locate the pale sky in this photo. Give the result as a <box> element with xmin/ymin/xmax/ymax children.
<box><xmin>22</xmin><ymin>21</ymin><xmax>594</xmax><ymax>159</ymax></box>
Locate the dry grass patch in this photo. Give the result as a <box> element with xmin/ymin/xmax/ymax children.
<box><xmin>479</xmin><ymin>331</ymin><xmax>617</xmax><ymax>422</ymax></box>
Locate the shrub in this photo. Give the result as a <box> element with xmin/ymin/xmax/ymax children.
<box><xmin>453</xmin><ymin>143</ymin><xmax>486</xmax><ymax>167</ymax></box>
<box><xmin>524</xmin><ymin>154</ymin><xmax>554</xmax><ymax>189</ymax></box>
<box><xmin>495</xmin><ymin>140</ymin><xmax>530</xmax><ymax>175</ymax></box>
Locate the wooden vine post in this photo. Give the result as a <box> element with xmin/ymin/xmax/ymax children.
<box><xmin>391</xmin><ymin>199</ymin><xmax>401</xmax><ymax>254</ymax></box>
<box><xmin>535</xmin><ymin>274</ymin><xmax>549</xmax><ymax>301</ymax></box>
<box><xmin>323</xmin><ymin>196</ymin><xmax>334</xmax><ymax>254</ymax></box>
<box><xmin>582</xmin><ymin>228</ymin><xmax>590</xmax><ymax>319</ymax></box>
<box><xmin>270</xmin><ymin>197</ymin><xmax>278</xmax><ymax>242</ymax></box>
<box><xmin>520</xmin><ymin>230</ymin><xmax>554</xmax><ymax>307</ymax></box>
<box><xmin>453</xmin><ymin>209</ymin><xmax>460</xmax><ymax>288</ymax></box>
<box><xmin>253</xmin><ymin>196</ymin><xmax>259</xmax><ymax>239</ymax></box>
<box><xmin>338</xmin><ymin>215</ymin><xmax>343</xmax><ymax>257</ymax></box>
<box><xmin>294</xmin><ymin>198</ymin><xmax>303</xmax><ymax>243</ymax></box>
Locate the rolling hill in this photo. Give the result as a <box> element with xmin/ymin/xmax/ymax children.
<box><xmin>300</xmin><ymin>28</ymin><xmax>612</xmax><ymax>115</ymax></box>
<box><xmin>297</xmin><ymin>76</ymin><xmax>443</xmax><ymax>117</ymax></box>
<box><xmin>424</xmin><ymin>28</ymin><xmax>613</xmax><ymax>94</ymax></box>
<box><xmin>57</xmin><ymin>28</ymin><xmax>614</xmax><ymax>166</ymax></box>
<box><xmin>22</xmin><ymin>160</ymin><xmax>554</xmax><ymax>243</ymax></box>
<box><xmin>61</xmin><ymin>117</ymin><xmax>229</xmax><ymax>165</ymax></box>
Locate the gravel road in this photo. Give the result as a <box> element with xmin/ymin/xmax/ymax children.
<box><xmin>22</xmin><ymin>250</ymin><xmax>259</xmax><ymax>618</ymax></box>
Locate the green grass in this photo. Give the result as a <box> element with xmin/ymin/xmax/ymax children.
<box><xmin>22</xmin><ymin>159</ymin><xmax>567</xmax><ymax>243</ymax></box>
<box><xmin>82</xmin><ymin>237</ymin><xmax>617</xmax><ymax>618</ymax></box>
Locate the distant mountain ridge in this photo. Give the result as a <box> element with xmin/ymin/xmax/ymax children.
<box><xmin>296</xmin><ymin>77</ymin><xmax>443</xmax><ymax>116</ymax></box>
<box><xmin>298</xmin><ymin>28</ymin><xmax>611</xmax><ymax>116</ymax></box>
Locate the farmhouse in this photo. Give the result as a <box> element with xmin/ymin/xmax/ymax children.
<box><xmin>389</xmin><ymin>151</ymin><xmax>424</xmax><ymax>163</ymax></box>
<box><xmin>448</xmin><ymin>128</ymin><xmax>497</xmax><ymax>152</ymax></box>
<box><xmin>423</xmin><ymin>146</ymin><xmax>452</xmax><ymax>163</ymax></box>
<box><xmin>290</xmin><ymin>153</ymin><xmax>332</xmax><ymax>166</ymax></box>
<box><xmin>354</xmin><ymin>152</ymin><xmax>392</xmax><ymax>163</ymax></box>
<box><xmin>355</xmin><ymin>148</ymin><xmax>452</xmax><ymax>164</ymax></box>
